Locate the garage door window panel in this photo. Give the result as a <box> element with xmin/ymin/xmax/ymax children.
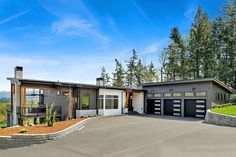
<box><xmin>164</xmin><ymin>93</ymin><xmax>172</xmax><ymax>97</ymax></box>
<box><xmin>196</xmin><ymin>92</ymin><xmax>206</xmax><ymax>97</ymax></box>
<box><xmin>184</xmin><ymin>92</ymin><xmax>194</xmax><ymax>97</ymax></box>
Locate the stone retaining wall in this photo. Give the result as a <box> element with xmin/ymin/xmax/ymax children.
<box><xmin>205</xmin><ymin>110</ymin><xmax>236</xmax><ymax>127</ymax></box>
<box><xmin>0</xmin><ymin>119</ymin><xmax>89</xmax><ymax>150</ymax></box>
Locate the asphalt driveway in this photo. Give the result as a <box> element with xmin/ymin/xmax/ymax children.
<box><xmin>1</xmin><ymin>115</ymin><xmax>236</xmax><ymax>157</ymax></box>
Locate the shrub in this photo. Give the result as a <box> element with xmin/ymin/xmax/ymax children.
<box><xmin>45</xmin><ymin>104</ymin><xmax>56</xmax><ymax>127</ymax></box>
<box><xmin>27</xmin><ymin>118</ymin><xmax>34</xmax><ymax>126</ymax></box>
<box><xmin>19</xmin><ymin>128</ymin><xmax>28</xmax><ymax>133</ymax></box>
<box><xmin>36</xmin><ymin>116</ymin><xmax>40</xmax><ymax>125</ymax></box>
<box><xmin>212</xmin><ymin>103</ymin><xmax>232</xmax><ymax>108</ymax></box>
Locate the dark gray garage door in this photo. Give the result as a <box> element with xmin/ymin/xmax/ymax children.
<box><xmin>147</xmin><ymin>99</ymin><xmax>161</xmax><ymax>115</ymax></box>
<box><xmin>164</xmin><ymin>99</ymin><xmax>181</xmax><ymax>116</ymax></box>
<box><xmin>184</xmin><ymin>99</ymin><xmax>206</xmax><ymax>118</ymax></box>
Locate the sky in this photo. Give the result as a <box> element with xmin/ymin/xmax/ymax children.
<box><xmin>0</xmin><ymin>0</ymin><xmax>228</xmax><ymax>91</ymax></box>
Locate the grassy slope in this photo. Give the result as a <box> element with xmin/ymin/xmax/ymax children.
<box><xmin>211</xmin><ymin>105</ymin><xmax>236</xmax><ymax>116</ymax></box>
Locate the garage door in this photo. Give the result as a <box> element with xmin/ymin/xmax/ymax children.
<box><xmin>147</xmin><ymin>99</ymin><xmax>161</xmax><ymax>115</ymax></box>
<box><xmin>164</xmin><ymin>99</ymin><xmax>181</xmax><ymax>116</ymax></box>
<box><xmin>184</xmin><ymin>99</ymin><xmax>206</xmax><ymax>118</ymax></box>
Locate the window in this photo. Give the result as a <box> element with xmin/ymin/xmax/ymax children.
<box><xmin>82</xmin><ymin>94</ymin><xmax>90</xmax><ymax>109</ymax></box>
<box><xmin>154</xmin><ymin>93</ymin><xmax>161</xmax><ymax>97</ymax></box>
<box><xmin>26</xmin><ymin>88</ymin><xmax>40</xmax><ymax>107</ymax></box>
<box><xmin>164</xmin><ymin>93</ymin><xmax>171</xmax><ymax>97</ymax></box>
<box><xmin>173</xmin><ymin>92</ymin><xmax>181</xmax><ymax>97</ymax></box>
<box><xmin>147</xmin><ymin>94</ymin><xmax>153</xmax><ymax>98</ymax></box>
<box><xmin>216</xmin><ymin>93</ymin><xmax>225</xmax><ymax>101</ymax></box>
<box><xmin>196</xmin><ymin>92</ymin><xmax>206</xmax><ymax>97</ymax></box>
<box><xmin>105</xmin><ymin>95</ymin><xmax>118</xmax><ymax>109</ymax></box>
<box><xmin>98</xmin><ymin>95</ymin><xmax>104</xmax><ymax>109</ymax></box>
<box><xmin>184</xmin><ymin>92</ymin><xmax>194</xmax><ymax>97</ymax></box>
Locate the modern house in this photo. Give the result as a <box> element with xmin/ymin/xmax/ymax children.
<box><xmin>143</xmin><ymin>78</ymin><xmax>234</xmax><ymax>118</ymax></box>
<box><xmin>6</xmin><ymin>66</ymin><xmax>234</xmax><ymax>126</ymax></box>
<box><xmin>7</xmin><ymin>67</ymin><xmax>145</xmax><ymax>126</ymax></box>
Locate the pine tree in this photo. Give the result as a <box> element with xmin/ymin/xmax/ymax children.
<box><xmin>100</xmin><ymin>66</ymin><xmax>110</xmax><ymax>86</ymax></box>
<box><xmin>135</xmin><ymin>59</ymin><xmax>144</xmax><ymax>85</ymax></box>
<box><xmin>169</xmin><ymin>27</ymin><xmax>188</xmax><ymax>79</ymax></box>
<box><xmin>143</xmin><ymin>62</ymin><xmax>157</xmax><ymax>83</ymax></box>
<box><xmin>216</xmin><ymin>1</ymin><xmax>236</xmax><ymax>88</ymax></box>
<box><xmin>126</xmin><ymin>49</ymin><xmax>138</xmax><ymax>88</ymax></box>
<box><xmin>189</xmin><ymin>6</ymin><xmax>212</xmax><ymax>78</ymax></box>
<box><xmin>112</xmin><ymin>59</ymin><xmax>125</xmax><ymax>87</ymax></box>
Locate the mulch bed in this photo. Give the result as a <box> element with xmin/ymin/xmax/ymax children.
<box><xmin>0</xmin><ymin>118</ymin><xmax>87</xmax><ymax>136</ymax></box>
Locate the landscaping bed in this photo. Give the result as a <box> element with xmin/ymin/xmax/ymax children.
<box><xmin>0</xmin><ymin>118</ymin><xmax>86</xmax><ymax>136</ymax></box>
<box><xmin>211</xmin><ymin>105</ymin><xmax>236</xmax><ymax>116</ymax></box>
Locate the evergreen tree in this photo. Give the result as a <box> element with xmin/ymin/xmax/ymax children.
<box><xmin>100</xmin><ymin>66</ymin><xmax>110</xmax><ymax>86</ymax></box>
<box><xmin>216</xmin><ymin>1</ymin><xmax>236</xmax><ymax>88</ymax></box>
<box><xmin>169</xmin><ymin>27</ymin><xmax>189</xmax><ymax>79</ymax></box>
<box><xmin>135</xmin><ymin>59</ymin><xmax>144</xmax><ymax>86</ymax></box>
<box><xmin>143</xmin><ymin>62</ymin><xmax>158</xmax><ymax>83</ymax></box>
<box><xmin>189</xmin><ymin>6</ymin><xmax>211</xmax><ymax>78</ymax></box>
<box><xmin>126</xmin><ymin>49</ymin><xmax>138</xmax><ymax>88</ymax></box>
<box><xmin>112</xmin><ymin>59</ymin><xmax>125</xmax><ymax>87</ymax></box>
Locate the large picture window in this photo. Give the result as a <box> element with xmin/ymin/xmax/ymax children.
<box><xmin>105</xmin><ymin>95</ymin><xmax>118</xmax><ymax>109</ymax></box>
<box><xmin>26</xmin><ymin>88</ymin><xmax>41</xmax><ymax>107</ymax></box>
<box><xmin>82</xmin><ymin>94</ymin><xmax>90</xmax><ymax>109</ymax></box>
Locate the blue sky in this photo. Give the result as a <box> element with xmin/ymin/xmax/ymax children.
<box><xmin>0</xmin><ymin>0</ymin><xmax>227</xmax><ymax>91</ymax></box>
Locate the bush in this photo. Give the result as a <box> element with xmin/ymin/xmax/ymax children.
<box><xmin>36</xmin><ymin>116</ymin><xmax>40</xmax><ymax>125</ymax></box>
<box><xmin>19</xmin><ymin>128</ymin><xmax>28</xmax><ymax>133</ymax></box>
<box><xmin>45</xmin><ymin>104</ymin><xmax>56</xmax><ymax>127</ymax></box>
<box><xmin>212</xmin><ymin>103</ymin><xmax>232</xmax><ymax>108</ymax></box>
<box><xmin>27</xmin><ymin>118</ymin><xmax>34</xmax><ymax>126</ymax></box>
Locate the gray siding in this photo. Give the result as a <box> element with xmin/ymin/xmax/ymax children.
<box><xmin>144</xmin><ymin>82</ymin><xmax>213</xmax><ymax>111</ymax></box>
<box><xmin>212</xmin><ymin>83</ymin><xmax>231</xmax><ymax>105</ymax></box>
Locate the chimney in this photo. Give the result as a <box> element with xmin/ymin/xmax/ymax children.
<box><xmin>14</xmin><ymin>66</ymin><xmax>23</xmax><ymax>79</ymax></box>
<box><xmin>96</xmin><ymin>77</ymin><xmax>104</xmax><ymax>86</ymax></box>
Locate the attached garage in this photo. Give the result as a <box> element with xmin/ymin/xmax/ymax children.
<box><xmin>184</xmin><ymin>99</ymin><xmax>206</xmax><ymax>118</ymax></box>
<box><xmin>164</xmin><ymin>99</ymin><xmax>181</xmax><ymax>116</ymax></box>
<box><xmin>147</xmin><ymin>99</ymin><xmax>161</xmax><ymax>115</ymax></box>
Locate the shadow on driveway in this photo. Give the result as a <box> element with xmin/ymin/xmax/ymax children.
<box><xmin>127</xmin><ymin>114</ymin><xmax>204</xmax><ymax>122</ymax></box>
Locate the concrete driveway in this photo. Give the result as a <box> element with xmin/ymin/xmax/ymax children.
<box><xmin>1</xmin><ymin>115</ymin><xmax>236</xmax><ymax>157</ymax></box>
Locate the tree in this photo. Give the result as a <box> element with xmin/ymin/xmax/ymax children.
<box><xmin>189</xmin><ymin>6</ymin><xmax>212</xmax><ymax>78</ymax></box>
<box><xmin>112</xmin><ymin>59</ymin><xmax>125</xmax><ymax>87</ymax></box>
<box><xmin>216</xmin><ymin>0</ymin><xmax>236</xmax><ymax>88</ymax></box>
<box><xmin>126</xmin><ymin>49</ymin><xmax>138</xmax><ymax>88</ymax></box>
<box><xmin>134</xmin><ymin>59</ymin><xmax>144</xmax><ymax>86</ymax></box>
<box><xmin>100</xmin><ymin>66</ymin><xmax>110</xmax><ymax>86</ymax></box>
<box><xmin>159</xmin><ymin>48</ymin><xmax>168</xmax><ymax>81</ymax></box>
<box><xmin>169</xmin><ymin>27</ymin><xmax>189</xmax><ymax>79</ymax></box>
<box><xmin>143</xmin><ymin>62</ymin><xmax>158</xmax><ymax>83</ymax></box>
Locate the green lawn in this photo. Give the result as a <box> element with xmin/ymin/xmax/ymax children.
<box><xmin>211</xmin><ymin>105</ymin><xmax>236</xmax><ymax>116</ymax></box>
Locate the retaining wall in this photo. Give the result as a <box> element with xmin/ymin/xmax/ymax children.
<box><xmin>205</xmin><ymin>110</ymin><xmax>236</xmax><ymax>127</ymax></box>
<box><xmin>0</xmin><ymin>119</ymin><xmax>88</xmax><ymax>150</ymax></box>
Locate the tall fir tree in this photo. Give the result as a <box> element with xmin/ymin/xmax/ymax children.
<box><xmin>135</xmin><ymin>59</ymin><xmax>144</xmax><ymax>86</ymax></box>
<box><xmin>189</xmin><ymin>6</ymin><xmax>211</xmax><ymax>78</ymax></box>
<box><xmin>126</xmin><ymin>49</ymin><xmax>138</xmax><ymax>88</ymax></box>
<box><xmin>100</xmin><ymin>66</ymin><xmax>110</xmax><ymax>86</ymax></box>
<box><xmin>112</xmin><ymin>59</ymin><xmax>125</xmax><ymax>87</ymax></box>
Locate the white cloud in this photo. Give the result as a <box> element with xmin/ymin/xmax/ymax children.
<box><xmin>52</xmin><ymin>16</ymin><xmax>110</xmax><ymax>44</ymax></box>
<box><xmin>0</xmin><ymin>10</ymin><xmax>30</xmax><ymax>25</ymax></box>
<box><xmin>140</xmin><ymin>38</ymin><xmax>169</xmax><ymax>55</ymax></box>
